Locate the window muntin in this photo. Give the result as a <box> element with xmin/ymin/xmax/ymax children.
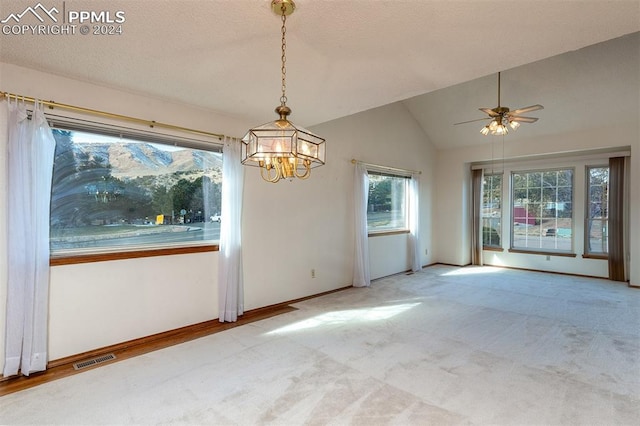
<box><xmin>367</xmin><ymin>172</ymin><xmax>409</xmax><ymax>233</ymax></box>
<box><xmin>585</xmin><ymin>166</ymin><xmax>609</xmax><ymax>256</ymax></box>
<box><xmin>482</xmin><ymin>173</ymin><xmax>502</xmax><ymax>248</ymax></box>
<box><xmin>511</xmin><ymin>168</ymin><xmax>574</xmax><ymax>253</ymax></box>
<box><xmin>50</xmin><ymin>128</ymin><xmax>222</xmax><ymax>254</ymax></box>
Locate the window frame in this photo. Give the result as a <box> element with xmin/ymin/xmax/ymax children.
<box><xmin>509</xmin><ymin>167</ymin><xmax>575</xmax><ymax>255</ymax></box>
<box><xmin>584</xmin><ymin>164</ymin><xmax>609</xmax><ymax>259</ymax></box>
<box><xmin>366</xmin><ymin>171</ymin><xmax>410</xmax><ymax>236</ymax></box>
<box><xmin>47</xmin><ymin>117</ymin><xmax>223</xmax><ymax>264</ymax></box>
<box><xmin>482</xmin><ymin>172</ymin><xmax>503</xmax><ymax>249</ymax></box>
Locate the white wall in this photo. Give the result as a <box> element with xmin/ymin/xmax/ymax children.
<box><xmin>310</xmin><ymin>102</ymin><xmax>436</xmax><ymax>281</ymax></box>
<box><xmin>369</xmin><ymin>234</ymin><xmax>410</xmax><ymax>280</ymax></box>
<box><xmin>434</xmin><ymin>157</ymin><xmax>471</xmax><ymax>266</ymax></box>
<box><xmin>0</xmin><ymin>63</ymin><xmax>436</xmax><ymax>364</ymax></box>
<box><xmin>49</xmin><ymin>253</ymin><xmax>218</xmax><ymax>359</ymax></box>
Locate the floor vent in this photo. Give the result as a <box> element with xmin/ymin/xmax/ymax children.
<box><xmin>73</xmin><ymin>353</ymin><xmax>116</xmax><ymax>370</ymax></box>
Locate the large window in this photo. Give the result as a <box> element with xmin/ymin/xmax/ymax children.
<box><xmin>482</xmin><ymin>173</ymin><xmax>502</xmax><ymax>248</ymax></box>
<box><xmin>50</xmin><ymin>127</ymin><xmax>222</xmax><ymax>255</ymax></box>
<box><xmin>511</xmin><ymin>168</ymin><xmax>573</xmax><ymax>253</ymax></box>
<box><xmin>367</xmin><ymin>172</ymin><xmax>409</xmax><ymax>233</ymax></box>
<box><xmin>585</xmin><ymin>166</ymin><xmax>609</xmax><ymax>256</ymax></box>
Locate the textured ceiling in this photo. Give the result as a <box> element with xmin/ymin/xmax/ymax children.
<box><xmin>1</xmin><ymin>0</ymin><xmax>639</xmax><ymax>147</ymax></box>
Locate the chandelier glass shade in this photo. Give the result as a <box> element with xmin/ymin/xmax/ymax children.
<box><xmin>242</xmin><ymin>106</ymin><xmax>326</xmax><ymax>183</ymax></box>
<box><xmin>241</xmin><ymin>0</ymin><xmax>326</xmax><ymax>183</ymax></box>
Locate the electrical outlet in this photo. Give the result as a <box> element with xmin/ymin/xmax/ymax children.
<box><xmin>311</xmin><ymin>269</ymin><xmax>316</xmax><ymax>278</ymax></box>
<box><xmin>546</xmin><ymin>255</ymin><xmax>551</xmax><ymax>261</ymax></box>
<box><xmin>425</xmin><ymin>248</ymin><xmax>428</xmax><ymax>255</ymax></box>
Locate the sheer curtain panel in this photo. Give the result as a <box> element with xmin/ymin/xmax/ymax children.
<box><xmin>3</xmin><ymin>100</ymin><xmax>56</xmax><ymax>377</ymax></box>
<box><xmin>353</xmin><ymin>163</ymin><xmax>370</xmax><ymax>287</ymax></box>
<box><xmin>218</xmin><ymin>137</ymin><xmax>245</xmax><ymax>322</ymax></box>
<box><xmin>409</xmin><ymin>174</ymin><xmax>421</xmax><ymax>272</ymax></box>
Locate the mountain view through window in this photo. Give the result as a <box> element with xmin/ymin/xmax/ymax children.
<box><xmin>50</xmin><ymin>129</ymin><xmax>222</xmax><ymax>254</ymax></box>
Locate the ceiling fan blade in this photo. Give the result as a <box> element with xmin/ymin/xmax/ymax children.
<box><xmin>453</xmin><ymin>117</ymin><xmax>491</xmax><ymax>125</ymax></box>
<box><xmin>510</xmin><ymin>116</ymin><xmax>539</xmax><ymax>123</ymax></box>
<box><xmin>510</xmin><ymin>104</ymin><xmax>544</xmax><ymax>115</ymax></box>
<box><xmin>479</xmin><ymin>107</ymin><xmax>499</xmax><ymax>117</ymax></box>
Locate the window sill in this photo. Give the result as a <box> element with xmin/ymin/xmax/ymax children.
<box><xmin>50</xmin><ymin>244</ymin><xmax>219</xmax><ymax>266</ymax></box>
<box><xmin>368</xmin><ymin>230</ymin><xmax>410</xmax><ymax>237</ymax></box>
<box><xmin>508</xmin><ymin>249</ymin><xmax>577</xmax><ymax>258</ymax></box>
<box><xmin>483</xmin><ymin>246</ymin><xmax>504</xmax><ymax>252</ymax></box>
<box><xmin>582</xmin><ymin>254</ymin><xmax>608</xmax><ymax>260</ymax></box>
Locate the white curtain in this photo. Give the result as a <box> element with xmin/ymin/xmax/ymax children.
<box><xmin>217</xmin><ymin>136</ymin><xmax>244</xmax><ymax>322</ymax></box>
<box><xmin>408</xmin><ymin>174</ymin><xmax>421</xmax><ymax>272</ymax></box>
<box><xmin>4</xmin><ymin>100</ymin><xmax>56</xmax><ymax>377</ymax></box>
<box><xmin>353</xmin><ymin>163</ymin><xmax>370</xmax><ymax>287</ymax></box>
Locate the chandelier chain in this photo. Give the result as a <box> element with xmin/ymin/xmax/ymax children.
<box><xmin>280</xmin><ymin>10</ymin><xmax>287</xmax><ymax>106</ymax></box>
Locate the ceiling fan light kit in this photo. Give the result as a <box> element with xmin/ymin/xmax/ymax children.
<box><xmin>481</xmin><ymin>114</ymin><xmax>521</xmax><ymax>136</ymax></box>
<box><xmin>456</xmin><ymin>72</ymin><xmax>543</xmax><ymax>136</ymax></box>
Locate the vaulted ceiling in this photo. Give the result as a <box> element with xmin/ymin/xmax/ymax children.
<box><xmin>1</xmin><ymin>1</ymin><xmax>639</xmax><ymax>148</ymax></box>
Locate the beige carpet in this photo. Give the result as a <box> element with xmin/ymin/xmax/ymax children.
<box><xmin>1</xmin><ymin>265</ymin><xmax>638</xmax><ymax>425</ymax></box>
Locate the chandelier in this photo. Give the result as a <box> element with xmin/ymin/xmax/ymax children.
<box><xmin>241</xmin><ymin>0</ymin><xmax>326</xmax><ymax>183</ymax></box>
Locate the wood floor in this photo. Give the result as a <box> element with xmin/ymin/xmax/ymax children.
<box><xmin>0</xmin><ymin>304</ymin><xmax>297</xmax><ymax>396</ymax></box>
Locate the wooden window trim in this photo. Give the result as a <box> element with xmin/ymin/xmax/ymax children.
<box><xmin>50</xmin><ymin>244</ymin><xmax>219</xmax><ymax>266</ymax></box>
<box><xmin>483</xmin><ymin>246</ymin><xmax>504</xmax><ymax>252</ymax></box>
<box><xmin>368</xmin><ymin>230</ymin><xmax>410</xmax><ymax>237</ymax></box>
<box><xmin>508</xmin><ymin>248</ymin><xmax>577</xmax><ymax>258</ymax></box>
<box><xmin>582</xmin><ymin>253</ymin><xmax>608</xmax><ymax>260</ymax></box>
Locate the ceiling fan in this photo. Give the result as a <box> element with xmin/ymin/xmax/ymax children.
<box><xmin>455</xmin><ymin>72</ymin><xmax>543</xmax><ymax>135</ymax></box>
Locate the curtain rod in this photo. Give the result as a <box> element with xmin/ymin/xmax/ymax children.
<box><xmin>0</xmin><ymin>91</ymin><xmax>226</xmax><ymax>140</ymax></box>
<box><xmin>351</xmin><ymin>159</ymin><xmax>421</xmax><ymax>175</ymax></box>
